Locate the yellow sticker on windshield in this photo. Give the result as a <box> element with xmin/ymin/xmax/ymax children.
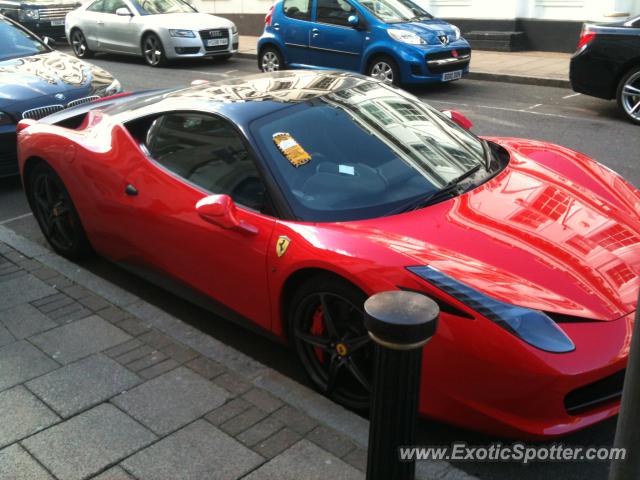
<box><xmin>273</xmin><ymin>132</ymin><xmax>311</xmax><ymax>167</ymax></box>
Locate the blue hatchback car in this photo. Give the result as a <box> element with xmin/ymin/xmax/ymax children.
<box><xmin>257</xmin><ymin>0</ymin><xmax>471</xmax><ymax>85</ymax></box>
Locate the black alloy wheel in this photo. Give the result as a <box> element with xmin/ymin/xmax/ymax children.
<box><xmin>290</xmin><ymin>275</ymin><xmax>373</xmax><ymax>409</ymax></box>
<box><xmin>29</xmin><ymin>162</ymin><xmax>92</xmax><ymax>259</ymax></box>
<box><xmin>70</xmin><ymin>29</ymin><xmax>93</xmax><ymax>58</ymax></box>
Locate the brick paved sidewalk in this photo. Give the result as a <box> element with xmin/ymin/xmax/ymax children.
<box><xmin>237</xmin><ymin>36</ymin><xmax>572</xmax><ymax>88</ymax></box>
<box><xmin>0</xmin><ymin>231</ymin><xmax>477</xmax><ymax>480</ymax></box>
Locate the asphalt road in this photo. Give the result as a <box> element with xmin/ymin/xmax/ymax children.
<box><xmin>2</xmin><ymin>48</ymin><xmax>638</xmax><ymax>480</ymax></box>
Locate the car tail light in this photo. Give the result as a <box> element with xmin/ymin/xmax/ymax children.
<box><xmin>265</xmin><ymin>5</ymin><xmax>274</xmax><ymax>26</ymax></box>
<box><xmin>577</xmin><ymin>25</ymin><xmax>596</xmax><ymax>50</ymax></box>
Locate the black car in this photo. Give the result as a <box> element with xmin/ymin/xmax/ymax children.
<box><xmin>0</xmin><ymin>0</ymin><xmax>79</xmax><ymax>39</ymax></box>
<box><xmin>0</xmin><ymin>14</ymin><xmax>121</xmax><ymax>177</ymax></box>
<box><xmin>570</xmin><ymin>15</ymin><xmax>640</xmax><ymax>125</ymax></box>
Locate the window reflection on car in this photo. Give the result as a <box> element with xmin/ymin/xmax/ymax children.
<box><xmin>358</xmin><ymin>0</ymin><xmax>433</xmax><ymax>24</ymax></box>
<box><xmin>135</xmin><ymin>0</ymin><xmax>197</xmax><ymax>15</ymax></box>
<box><xmin>250</xmin><ymin>82</ymin><xmax>493</xmax><ymax>222</ymax></box>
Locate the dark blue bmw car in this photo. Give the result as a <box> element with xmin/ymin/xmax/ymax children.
<box><xmin>0</xmin><ymin>14</ymin><xmax>121</xmax><ymax>177</ymax></box>
<box><xmin>257</xmin><ymin>0</ymin><xmax>470</xmax><ymax>86</ymax></box>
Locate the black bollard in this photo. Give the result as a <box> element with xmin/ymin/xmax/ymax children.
<box><xmin>364</xmin><ymin>290</ymin><xmax>439</xmax><ymax>480</ymax></box>
<box><xmin>609</xmin><ymin>294</ymin><xmax>640</xmax><ymax>480</ymax></box>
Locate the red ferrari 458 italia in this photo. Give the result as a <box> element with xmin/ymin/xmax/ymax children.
<box><xmin>17</xmin><ymin>71</ymin><xmax>640</xmax><ymax>439</ymax></box>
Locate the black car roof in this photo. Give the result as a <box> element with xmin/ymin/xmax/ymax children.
<box><xmin>104</xmin><ymin>70</ymin><xmax>377</xmax><ymax>125</ymax></box>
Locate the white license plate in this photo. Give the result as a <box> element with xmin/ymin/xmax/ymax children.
<box><xmin>206</xmin><ymin>38</ymin><xmax>228</xmax><ymax>47</ymax></box>
<box><xmin>51</xmin><ymin>19</ymin><xmax>64</xmax><ymax>26</ymax></box>
<box><xmin>442</xmin><ymin>70</ymin><xmax>462</xmax><ymax>82</ymax></box>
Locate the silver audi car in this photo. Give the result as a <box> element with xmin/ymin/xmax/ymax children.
<box><xmin>65</xmin><ymin>0</ymin><xmax>238</xmax><ymax>67</ymax></box>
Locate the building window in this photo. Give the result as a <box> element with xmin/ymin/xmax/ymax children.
<box><xmin>590</xmin><ymin>224</ymin><xmax>639</xmax><ymax>251</ymax></box>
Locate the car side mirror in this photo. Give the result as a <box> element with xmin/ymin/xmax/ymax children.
<box><xmin>347</xmin><ymin>15</ymin><xmax>359</xmax><ymax>27</ymax></box>
<box><xmin>196</xmin><ymin>194</ymin><xmax>258</xmax><ymax>234</ymax></box>
<box><xmin>115</xmin><ymin>7</ymin><xmax>132</xmax><ymax>16</ymax></box>
<box><xmin>441</xmin><ymin>109</ymin><xmax>473</xmax><ymax>130</ymax></box>
<box><xmin>42</xmin><ymin>36</ymin><xmax>56</xmax><ymax>47</ymax></box>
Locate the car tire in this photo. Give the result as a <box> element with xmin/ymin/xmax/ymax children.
<box><xmin>289</xmin><ymin>273</ymin><xmax>373</xmax><ymax>410</ymax></box>
<box><xmin>368</xmin><ymin>55</ymin><xmax>400</xmax><ymax>86</ymax></box>
<box><xmin>617</xmin><ymin>66</ymin><xmax>640</xmax><ymax>125</ymax></box>
<box><xmin>28</xmin><ymin>162</ymin><xmax>93</xmax><ymax>260</ymax></box>
<box><xmin>70</xmin><ymin>29</ymin><xmax>93</xmax><ymax>59</ymax></box>
<box><xmin>259</xmin><ymin>47</ymin><xmax>283</xmax><ymax>72</ymax></box>
<box><xmin>142</xmin><ymin>33</ymin><xmax>168</xmax><ymax>67</ymax></box>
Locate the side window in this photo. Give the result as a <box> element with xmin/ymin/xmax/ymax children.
<box><xmin>316</xmin><ymin>0</ymin><xmax>355</xmax><ymax>26</ymax></box>
<box><xmin>87</xmin><ymin>0</ymin><xmax>105</xmax><ymax>12</ymax></box>
<box><xmin>283</xmin><ymin>0</ymin><xmax>311</xmax><ymax>21</ymax></box>
<box><xmin>145</xmin><ymin>113</ymin><xmax>268</xmax><ymax>212</ymax></box>
<box><xmin>102</xmin><ymin>0</ymin><xmax>127</xmax><ymax>14</ymax></box>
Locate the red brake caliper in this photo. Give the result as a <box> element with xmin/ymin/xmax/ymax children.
<box><xmin>311</xmin><ymin>305</ymin><xmax>326</xmax><ymax>363</ymax></box>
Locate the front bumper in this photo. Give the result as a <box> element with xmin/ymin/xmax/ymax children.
<box><xmin>0</xmin><ymin>125</ymin><xmax>18</xmax><ymax>178</ymax></box>
<box><xmin>164</xmin><ymin>30</ymin><xmax>239</xmax><ymax>60</ymax></box>
<box><xmin>18</xmin><ymin>20</ymin><xmax>66</xmax><ymax>39</ymax></box>
<box><xmin>418</xmin><ymin>310</ymin><xmax>633</xmax><ymax>439</ymax></box>
<box><xmin>396</xmin><ymin>40</ymin><xmax>471</xmax><ymax>84</ymax></box>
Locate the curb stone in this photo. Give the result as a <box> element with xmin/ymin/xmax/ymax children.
<box><xmin>0</xmin><ymin>224</ymin><xmax>479</xmax><ymax>480</ymax></box>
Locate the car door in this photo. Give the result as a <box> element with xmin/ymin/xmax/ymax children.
<box><xmin>79</xmin><ymin>0</ymin><xmax>105</xmax><ymax>49</ymax></box>
<box><xmin>310</xmin><ymin>0</ymin><xmax>365</xmax><ymax>71</ymax></box>
<box><xmin>122</xmin><ymin>111</ymin><xmax>277</xmax><ymax>330</ymax></box>
<box><xmin>279</xmin><ymin>0</ymin><xmax>314</xmax><ymax>66</ymax></box>
<box><xmin>96</xmin><ymin>0</ymin><xmax>139</xmax><ymax>54</ymax></box>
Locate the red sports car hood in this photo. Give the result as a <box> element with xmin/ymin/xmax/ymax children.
<box><xmin>332</xmin><ymin>139</ymin><xmax>640</xmax><ymax>321</ymax></box>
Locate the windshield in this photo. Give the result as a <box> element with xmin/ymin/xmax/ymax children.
<box><xmin>358</xmin><ymin>0</ymin><xmax>432</xmax><ymax>23</ymax></box>
<box><xmin>134</xmin><ymin>0</ymin><xmax>196</xmax><ymax>15</ymax></box>
<box><xmin>0</xmin><ymin>18</ymin><xmax>47</xmax><ymax>62</ymax></box>
<box><xmin>250</xmin><ymin>82</ymin><xmax>490</xmax><ymax>222</ymax></box>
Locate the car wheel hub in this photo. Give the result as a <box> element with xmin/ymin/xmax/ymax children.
<box><xmin>622</xmin><ymin>72</ymin><xmax>640</xmax><ymax>121</ymax></box>
<box><xmin>262</xmin><ymin>52</ymin><xmax>279</xmax><ymax>72</ymax></box>
<box><xmin>294</xmin><ymin>293</ymin><xmax>372</xmax><ymax>404</ymax></box>
<box><xmin>371</xmin><ymin>62</ymin><xmax>393</xmax><ymax>84</ymax></box>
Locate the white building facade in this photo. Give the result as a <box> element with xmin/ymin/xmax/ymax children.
<box><xmin>203</xmin><ymin>0</ymin><xmax>640</xmax><ymax>51</ymax></box>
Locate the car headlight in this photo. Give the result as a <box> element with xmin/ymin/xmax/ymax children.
<box><xmin>231</xmin><ymin>24</ymin><xmax>238</xmax><ymax>35</ymax></box>
<box><xmin>388</xmin><ymin>29</ymin><xmax>425</xmax><ymax>45</ymax></box>
<box><xmin>19</xmin><ymin>8</ymin><xmax>39</xmax><ymax>21</ymax></box>
<box><xmin>105</xmin><ymin>78</ymin><xmax>122</xmax><ymax>96</ymax></box>
<box><xmin>0</xmin><ymin>111</ymin><xmax>15</xmax><ymax>126</ymax></box>
<box><xmin>451</xmin><ymin>25</ymin><xmax>461</xmax><ymax>41</ymax></box>
<box><xmin>169</xmin><ymin>29</ymin><xmax>195</xmax><ymax>38</ymax></box>
<box><xmin>407</xmin><ymin>266</ymin><xmax>576</xmax><ymax>353</ymax></box>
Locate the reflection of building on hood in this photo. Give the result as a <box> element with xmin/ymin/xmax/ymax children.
<box><xmin>178</xmin><ymin>71</ymin><xmax>359</xmax><ymax>103</ymax></box>
<box><xmin>89</xmin><ymin>63</ymin><xmax>115</xmax><ymax>91</ymax></box>
<box><xmin>0</xmin><ymin>52</ymin><xmax>88</xmax><ymax>86</ymax></box>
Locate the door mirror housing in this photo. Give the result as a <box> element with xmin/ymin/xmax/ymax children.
<box><xmin>196</xmin><ymin>194</ymin><xmax>258</xmax><ymax>234</ymax></box>
<box><xmin>115</xmin><ymin>7</ymin><xmax>132</xmax><ymax>16</ymax></box>
<box><xmin>441</xmin><ymin>109</ymin><xmax>473</xmax><ymax>130</ymax></box>
<box><xmin>347</xmin><ymin>15</ymin><xmax>359</xmax><ymax>27</ymax></box>
<box><xmin>42</xmin><ymin>36</ymin><xmax>56</xmax><ymax>47</ymax></box>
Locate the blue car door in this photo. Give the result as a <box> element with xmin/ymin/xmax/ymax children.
<box><xmin>309</xmin><ymin>0</ymin><xmax>365</xmax><ymax>71</ymax></box>
<box><xmin>280</xmin><ymin>0</ymin><xmax>314</xmax><ymax>66</ymax></box>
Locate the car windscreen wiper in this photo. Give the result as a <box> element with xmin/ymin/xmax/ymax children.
<box><xmin>390</xmin><ymin>163</ymin><xmax>485</xmax><ymax>215</ymax></box>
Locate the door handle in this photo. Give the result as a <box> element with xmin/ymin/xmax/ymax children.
<box><xmin>125</xmin><ymin>184</ymin><xmax>138</xmax><ymax>196</ymax></box>
<box><xmin>97</xmin><ymin>20</ymin><xmax>104</xmax><ymax>25</ymax></box>
<box><xmin>311</xmin><ymin>28</ymin><xmax>319</xmax><ymax>33</ymax></box>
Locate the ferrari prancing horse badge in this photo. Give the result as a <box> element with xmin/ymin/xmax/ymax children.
<box><xmin>276</xmin><ymin>236</ymin><xmax>291</xmax><ymax>257</ymax></box>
